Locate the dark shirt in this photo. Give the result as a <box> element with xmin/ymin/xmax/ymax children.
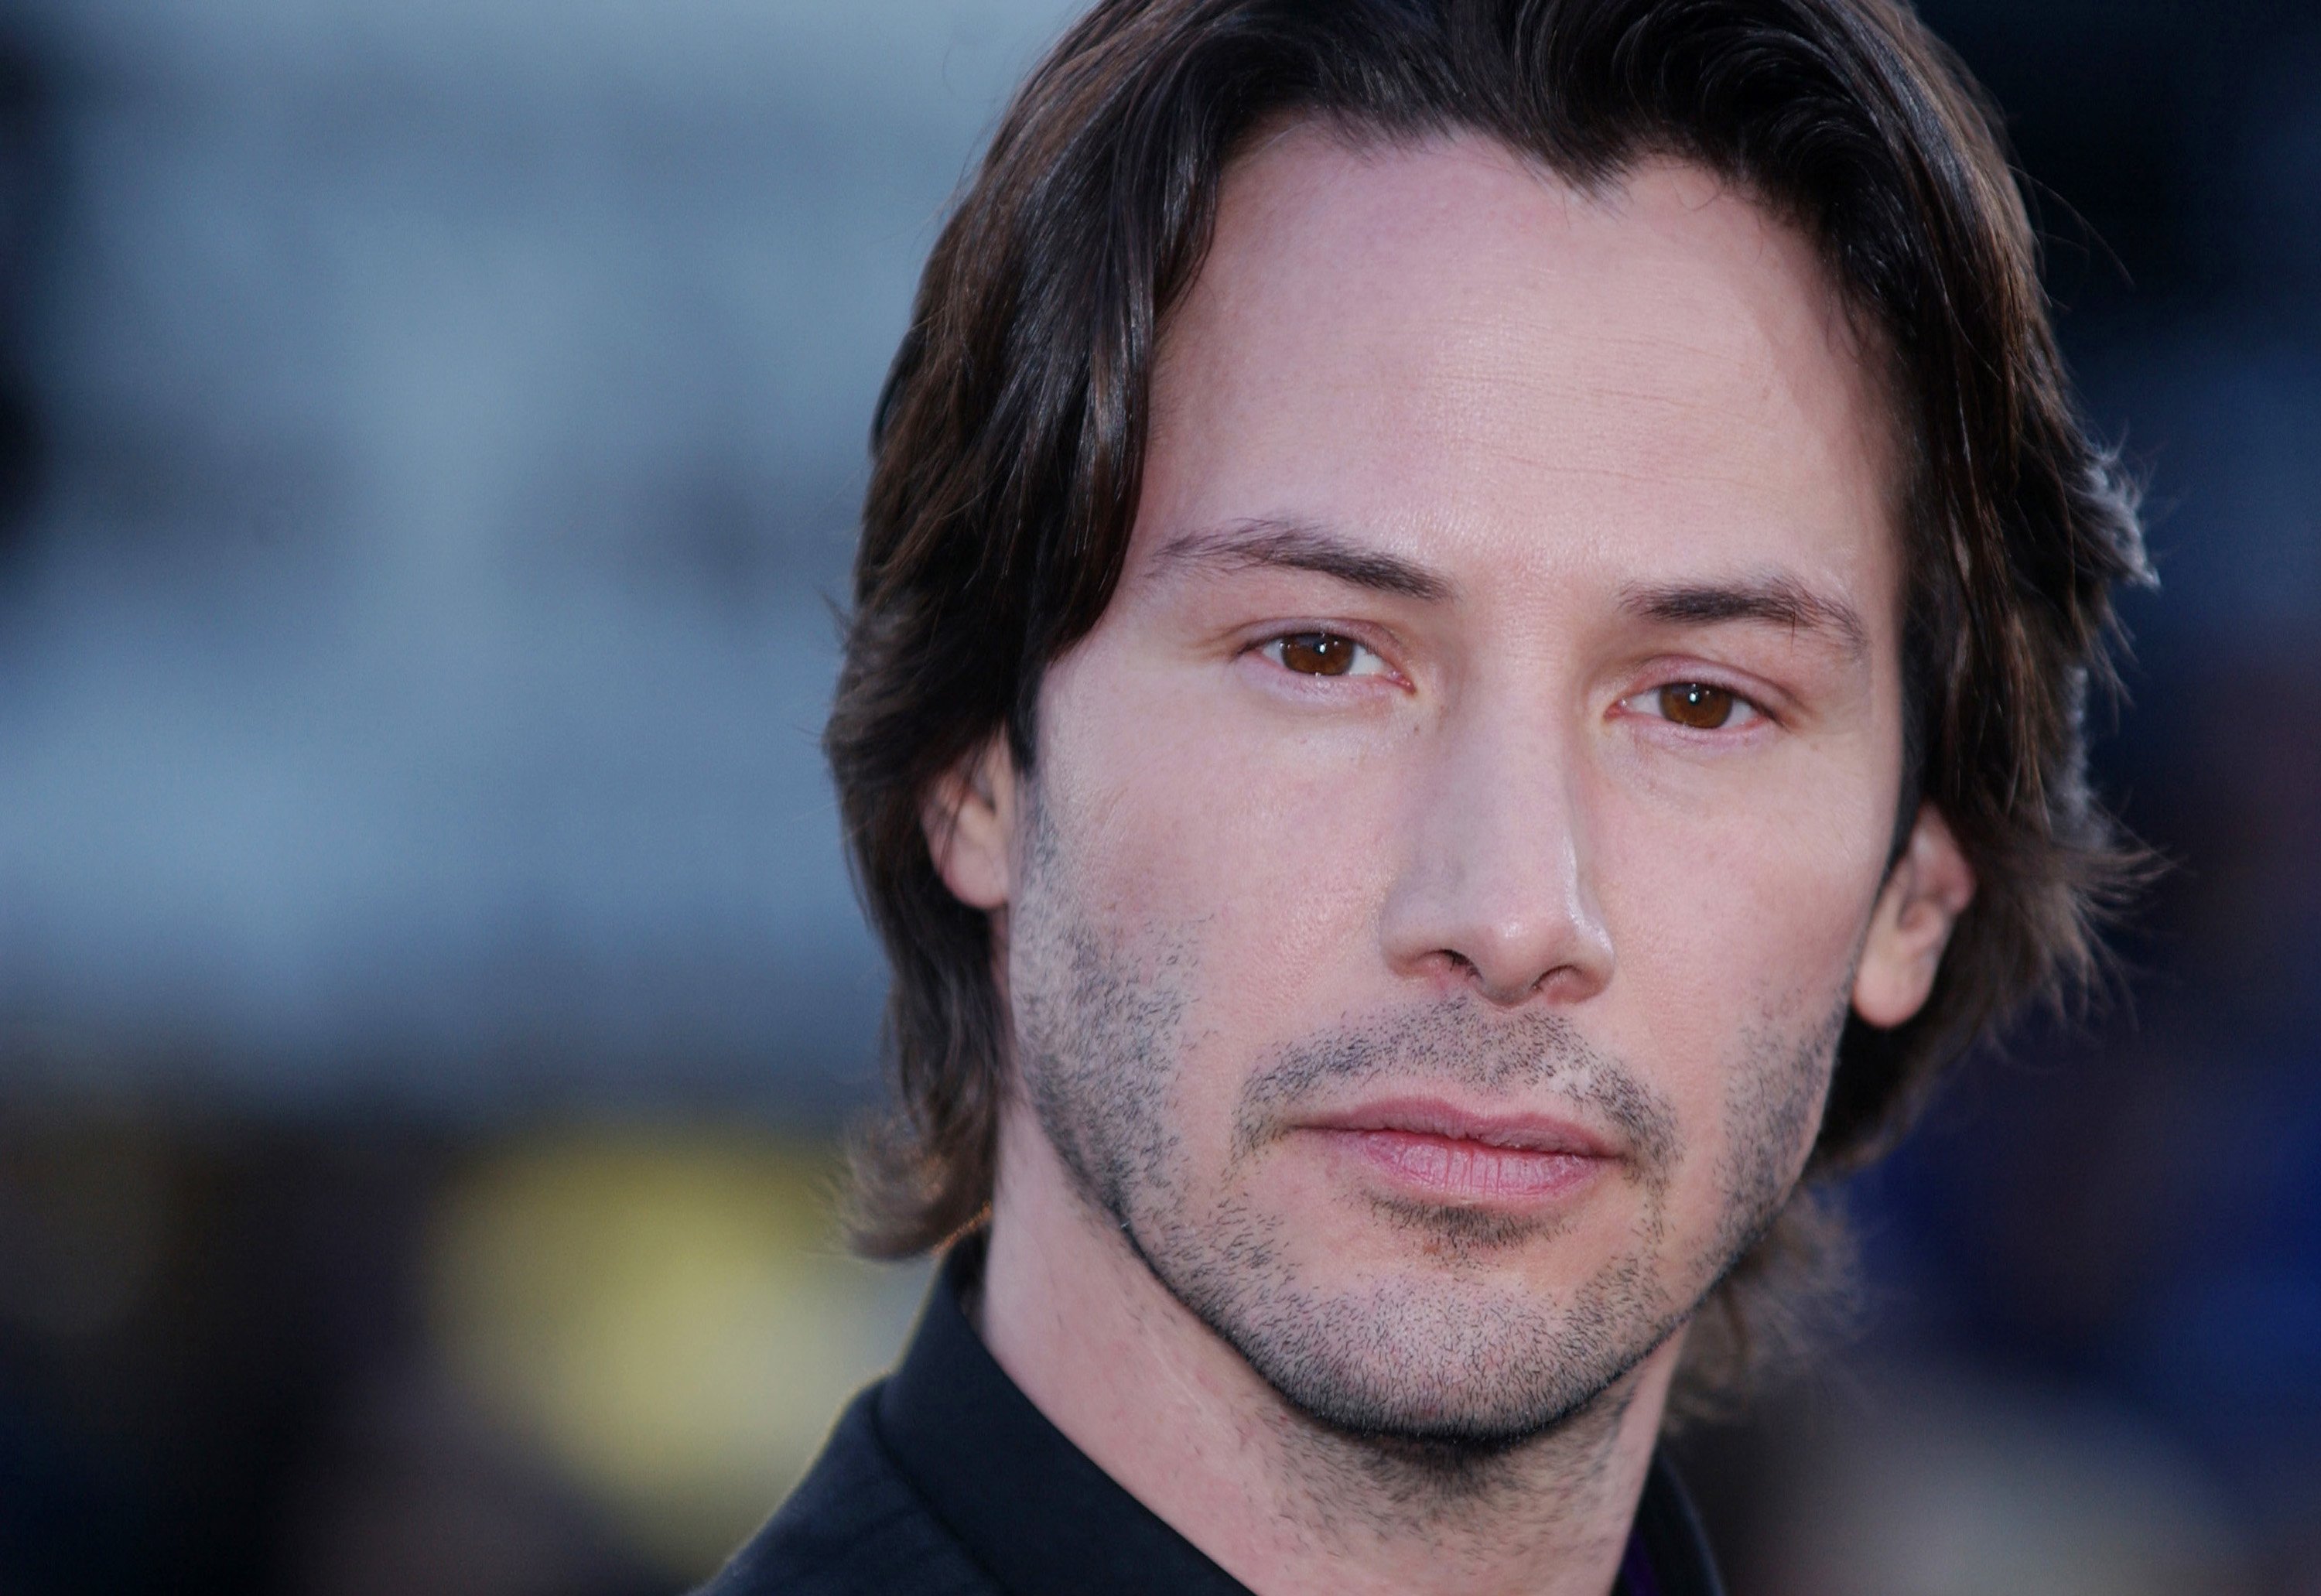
<box><xmin>701</xmin><ymin>1237</ymin><xmax>1724</xmax><ymax>1596</ymax></box>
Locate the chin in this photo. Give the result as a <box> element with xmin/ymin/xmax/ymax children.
<box><xmin>1149</xmin><ymin>1221</ymin><xmax>1684</xmax><ymax>1449</ymax></box>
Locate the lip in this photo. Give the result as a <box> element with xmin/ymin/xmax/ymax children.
<box><xmin>1293</xmin><ymin>1096</ymin><xmax>1617</xmax><ymax>1205</ymax></box>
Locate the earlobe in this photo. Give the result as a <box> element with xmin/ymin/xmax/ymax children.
<box><xmin>1852</xmin><ymin>805</ymin><xmax>1977</xmax><ymax>1028</ymax></box>
<box><xmin>922</xmin><ymin>736</ymin><xmax>1019</xmax><ymax>911</ymax></box>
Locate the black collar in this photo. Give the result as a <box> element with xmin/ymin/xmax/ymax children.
<box><xmin>874</xmin><ymin>1235</ymin><xmax>1725</xmax><ymax>1596</ymax></box>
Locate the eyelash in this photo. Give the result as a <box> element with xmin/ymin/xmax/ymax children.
<box><xmin>1253</xmin><ymin>629</ymin><xmax>1398</xmax><ymax>681</ymax></box>
<box><xmin>1616</xmin><ymin>678</ymin><xmax>1771</xmax><ymax>733</ymax></box>
<box><xmin>1253</xmin><ymin>631</ymin><xmax>1776</xmax><ymax>733</ymax></box>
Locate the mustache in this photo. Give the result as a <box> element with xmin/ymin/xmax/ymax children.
<box><xmin>1231</xmin><ymin>1003</ymin><xmax>1681</xmax><ymax>1182</ymax></box>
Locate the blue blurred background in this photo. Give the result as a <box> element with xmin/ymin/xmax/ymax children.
<box><xmin>0</xmin><ymin>1</ymin><xmax>2312</xmax><ymax>1591</ymax></box>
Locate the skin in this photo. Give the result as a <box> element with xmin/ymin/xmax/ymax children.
<box><xmin>925</xmin><ymin>126</ymin><xmax>1974</xmax><ymax>1596</ymax></box>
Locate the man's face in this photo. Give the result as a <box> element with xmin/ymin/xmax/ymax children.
<box><xmin>977</xmin><ymin>130</ymin><xmax>1930</xmax><ymax>1442</ymax></box>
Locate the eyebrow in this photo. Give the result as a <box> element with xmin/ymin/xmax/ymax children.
<box><xmin>1618</xmin><ymin>573</ymin><xmax>1871</xmax><ymax>660</ymax></box>
<box><xmin>1150</xmin><ymin>517</ymin><xmax>1455</xmax><ymax>603</ymax></box>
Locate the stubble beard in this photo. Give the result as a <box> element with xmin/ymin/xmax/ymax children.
<box><xmin>1007</xmin><ymin>791</ymin><xmax>1844</xmax><ymax>1475</ymax></box>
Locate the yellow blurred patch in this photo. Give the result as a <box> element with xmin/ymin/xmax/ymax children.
<box><xmin>425</xmin><ymin>1132</ymin><xmax>926</xmax><ymax>1577</ymax></box>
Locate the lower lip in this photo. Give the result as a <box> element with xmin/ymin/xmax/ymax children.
<box><xmin>1308</xmin><ymin>1129</ymin><xmax>1608</xmax><ymax>1203</ymax></box>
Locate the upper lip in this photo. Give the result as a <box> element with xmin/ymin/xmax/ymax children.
<box><xmin>1295</xmin><ymin>1096</ymin><xmax>1618</xmax><ymax>1160</ymax></box>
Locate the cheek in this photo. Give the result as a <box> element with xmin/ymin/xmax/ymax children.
<box><xmin>1595</xmin><ymin>753</ymin><xmax>1889</xmax><ymax>1013</ymax></box>
<box><xmin>1584</xmin><ymin>762</ymin><xmax>1887</xmax><ymax>1175</ymax></box>
<box><xmin>1034</xmin><ymin>650</ymin><xmax>1400</xmax><ymax>1040</ymax></box>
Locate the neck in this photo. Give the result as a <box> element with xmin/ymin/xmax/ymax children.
<box><xmin>975</xmin><ymin>1104</ymin><xmax>1683</xmax><ymax>1596</ymax></box>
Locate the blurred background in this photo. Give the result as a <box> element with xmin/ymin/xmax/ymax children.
<box><xmin>0</xmin><ymin>0</ymin><xmax>2312</xmax><ymax>1591</ymax></box>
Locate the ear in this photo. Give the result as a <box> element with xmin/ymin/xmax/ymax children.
<box><xmin>1853</xmin><ymin>804</ymin><xmax>1977</xmax><ymax>1028</ymax></box>
<box><xmin>921</xmin><ymin>735</ymin><xmax>1020</xmax><ymax>911</ymax></box>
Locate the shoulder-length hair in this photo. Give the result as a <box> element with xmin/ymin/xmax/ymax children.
<box><xmin>824</xmin><ymin>0</ymin><xmax>2148</xmax><ymax>1392</ymax></box>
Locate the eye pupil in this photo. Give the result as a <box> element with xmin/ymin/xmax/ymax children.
<box><xmin>1660</xmin><ymin>682</ymin><xmax>1735</xmax><ymax>728</ymax></box>
<box><xmin>1280</xmin><ymin>633</ymin><xmax>1356</xmax><ymax>675</ymax></box>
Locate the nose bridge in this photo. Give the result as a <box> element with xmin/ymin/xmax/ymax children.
<box><xmin>1383</xmin><ymin>682</ymin><xmax>1612</xmax><ymax>1004</ymax></box>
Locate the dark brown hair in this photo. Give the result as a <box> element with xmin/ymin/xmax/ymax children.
<box><xmin>824</xmin><ymin>0</ymin><xmax>2149</xmax><ymax>1387</ymax></box>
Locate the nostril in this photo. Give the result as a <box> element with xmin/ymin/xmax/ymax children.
<box><xmin>1432</xmin><ymin>948</ymin><xmax>1481</xmax><ymax>985</ymax></box>
<box><xmin>1432</xmin><ymin>948</ymin><xmax>1537</xmax><ymax>1005</ymax></box>
<box><xmin>1425</xmin><ymin>942</ymin><xmax>1612</xmax><ymax>1007</ymax></box>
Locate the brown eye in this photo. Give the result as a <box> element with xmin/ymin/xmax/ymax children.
<box><xmin>1276</xmin><ymin>632</ymin><xmax>1362</xmax><ymax>676</ymax></box>
<box><xmin>1657</xmin><ymin>682</ymin><xmax>1736</xmax><ymax>729</ymax></box>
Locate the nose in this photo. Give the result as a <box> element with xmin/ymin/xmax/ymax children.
<box><xmin>1378</xmin><ymin>712</ymin><xmax>1614</xmax><ymax>1007</ymax></box>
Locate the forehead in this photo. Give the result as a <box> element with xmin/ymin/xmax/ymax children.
<box><xmin>1136</xmin><ymin>125</ymin><xmax>1901</xmax><ymax>610</ymax></box>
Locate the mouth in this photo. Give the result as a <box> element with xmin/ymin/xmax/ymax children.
<box><xmin>1292</xmin><ymin>1096</ymin><xmax>1618</xmax><ymax>1205</ymax></box>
